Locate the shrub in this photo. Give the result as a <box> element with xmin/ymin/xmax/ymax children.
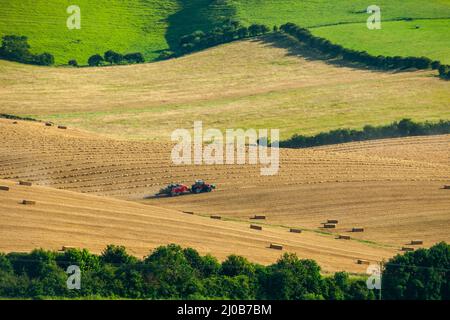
<box><xmin>104</xmin><ymin>50</ymin><xmax>124</xmax><ymax>64</ymax></box>
<box><xmin>33</xmin><ymin>52</ymin><xmax>54</xmax><ymax>66</ymax></box>
<box><xmin>280</xmin><ymin>23</ymin><xmax>440</xmax><ymax>73</ymax></box>
<box><xmin>101</xmin><ymin>245</ymin><xmax>137</xmax><ymax>265</ymax></box>
<box><xmin>176</xmin><ymin>21</ymin><xmax>269</xmax><ymax>55</ymax></box>
<box><xmin>0</xmin><ymin>35</ymin><xmax>54</xmax><ymax>66</ymax></box>
<box><xmin>123</xmin><ymin>52</ymin><xmax>144</xmax><ymax>64</ymax></box>
<box><xmin>0</xmin><ymin>35</ymin><xmax>31</xmax><ymax>62</ymax></box>
<box><xmin>383</xmin><ymin>242</ymin><xmax>450</xmax><ymax>300</ymax></box>
<box><xmin>279</xmin><ymin>119</ymin><xmax>450</xmax><ymax>148</ymax></box>
<box><xmin>68</xmin><ymin>59</ymin><xmax>78</xmax><ymax>67</ymax></box>
<box><xmin>1</xmin><ymin>243</ymin><xmax>442</xmax><ymax>300</ymax></box>
<box><xmin>88</xmin><ymin>54</ymin><xmax>104</xmax><ymax>66</ymax></box>
<box><xmin>157</xmin><ymin>50</ymin><xmax>176</xmax><ymax>60</ymax></box>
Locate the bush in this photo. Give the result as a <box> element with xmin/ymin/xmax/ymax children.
<box><xmin>260</xmin><ymin>253</ymin><xmax>323</xmax><ymax>300</ymax></box>
<box><xmin>383</xmin><ymin>242</ymin><xmax>450</xmax><ymax>300</ymax></box>
<box><xmin>0</xmin><ymin>35</ymin><xmax>54</xmax><ymax>66</ymax></box>
<box><xmin>104</xmin><ymin>50</ymin><xmax>124</xmax><ymax>65</ymax></box>
<box><xmin>68</xmin><ymin>59</ymin><xmax>78</xmax><ymax>67</ymax></box>
<box><xmin>123</xmin><ymin>52</ymin><xmax>144</xmax><ymax>64</ymax></box>
<box><xmin>279</xmin><ymin>23</ymin><xmax>440</xmax><ymax>73</ymax></box>
<box><xmin>157</xmin><ymin>50</ymin><xmax>176</xmax><ymax>60</ymax></box>
<box><xmin>88</xmin><ymin>54</ymin><xmax>104</xmax><ymax>66</ymax></box>
<box><xmin>101</xmin><ymin>245</ymin><xmax>137</xmax><ymax>265</ymax></box>
<box><xmin>0</xmin><ymin>35</ymin><xmax>31</xmax><ymax>62</ymax></box>
<box><xmin>279</xmin><ymin>119</ymin><xmax>450</xmax><ymax>148</ymax></box>
<box><xmin>1</xmin><ymin>243</ymin><xmax>438</xmax><ymax>300</ymax></box>
<box><xmin>220</xmin><ymin>255</ymin><xmax>256</xmax><ymax>277</ymax></box>
<box><xmin>33</xmin><ymin>52</ymin><xmax>54</xmax><ymax>66</ymax></box>
<box><xmin>174</xmin><ymin>20</ymin><xmax>270</xmax><ymax>56</ymax></box>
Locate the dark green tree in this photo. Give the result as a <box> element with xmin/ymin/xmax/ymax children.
<box><xmin>220</xmin><ymin>255</ymin><xmax>256</xmax><ymax>277</ymax></box>
<box><xmin>261</xmin><ymin>253</ymin><xmax>323</xmax><ymax>300</ymax></box>
<box><xmin>0</xmin><ymin>35</ymin><xmax>31</xmax><ymax>62</ymax></box>
<box><xmin>383</xmin><ymin>242</ymin><xmax>450</xmax><ymax>300</ymax></box>
<box><xmin>101</xmin><ymin>245</ymin><xmax>137</xmax><ymax>265</ymax></box>
<box><xmin>68</xmin><ymin>59</ymin><xmax>78</xmax><ymax>67</ymax></box>
<box><xmin>143</xmin><ymin>244</ymin><xmax>201</xmax><ymax>298</ymax></box>
<box><xmin>88</xmin><ymin>54</ymin><xmax>104</xmax><ymax>66</ymax></box>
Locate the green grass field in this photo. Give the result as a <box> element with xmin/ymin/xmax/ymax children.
<box><xmin>0</xmin><ymin>0</ymin><xmax>178</xmax><ymax>64</ymax></box>
<box><xmin>233</xmin><ymin>0</ymin><xmax>450</xmax><ymax>63</ymax></box>
<box><xmin>1</xmin><ymin>35</ymin><xmax>449</xmax><ymax>141</ymax></box>
<box><xmin>0</xmin><ymin>0</ymin><xmax>234</xmax><ymax>65</ymax></box>
<box><xmin>232</xmin><ymin>0</ymin><xmax>450</xmax><ymax>27</ymax></box>
<box><xmin>311</xmin><ymin>19</ymin><xmax>450</xmax><ymax>64</ymax></box>
<box><xmin>1</xmin><ymin>1</ymin><xmax>449</xmax><ymax>65</ymax></box>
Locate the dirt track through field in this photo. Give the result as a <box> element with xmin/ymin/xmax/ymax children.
<box><xmin>0</xmin><ymin>119</ymin><xmax>449</xmax><ymax>270</ymax></box>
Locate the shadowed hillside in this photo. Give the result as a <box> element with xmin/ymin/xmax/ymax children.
<box><xmin>165</xmin><ymin>0</ymin><xmax>236</xmax><ymax>51</ymax></box>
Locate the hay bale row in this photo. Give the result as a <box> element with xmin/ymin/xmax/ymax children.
<box><xmin>323</xmin><ymin>224</ymin><xmax>336</xmax><ymax>229</ymax></box>
<box><xmin>410</xmin><ymin>240</ymin><xmax>423</xmax><ymax>245</ymax></box>
<box><xmin>250</xmin><ymin>225</ymin><xmax>262</xmax><ymax>231</ymax></box>
<box><xmin>443</xmin><ymin>185</ymin><xmax>450</xmax><ymax>189</ymax></box>
<box><xmin>19</xmin><ymin>181</ymin><xmax>32</xmax><ymax>186</ymax></box>
<box><xmin>270</xmin><ymin>243</ymin><xmax>283</xmax><ymax>250</ymax></box>
<box><xmin>0</xmin><ymin>186</ymin><xmax>10</xmax><ymax>191</ymax></box>
<box><xmin>289</xmin><ymin>228</ymin><xmax>302</xmax><ymax>234</ymax></box>
<box><xmin>357</xmin><ymin>259</ymin><xmax>370</xmax><ymax>265</ymax></box>
<box><xmin>45</xmin><ymin>122</ymin><xmax>53</xmax><ymax>127</ymax></box>
<box><xmin>21</xmin><ymin>200</ymin><xmax>36</xmax><ymax>205</ymax></box>
<box><xmin>251</xmin><ymin>215</ymin><xmax>266</xmax><ymax>220</ymax></box>
<box><xmin>327</xmin><ymin>219</ymin><xmax>339</xmax><ymax>224</ymax></box>
<box><xmin>58</xmin><ymin>125</ymin><xmax>67</xmax><ymax>130</ymax></box>
<box><xmin>352</xmin><ymin>227</ymin><xmax>365</xmax><ymax>233</ymax></box>
<box><xmin>183</xmin><ymin>211</ymin><xmax>194</xmax><ymax>215</ymax></box>
<box><xmin>210</xmin><ymin>215</ymin><xmax>222</xmax><ymax>220</ymax></box>
<box><xmin>402</xmin><ymin>247</ymin><xmax>415</xmax><ymax>252</ymax></box>
<box><xmin>338</xmin><ymin>235</ymin><xmax>351</xmax><ymax>240</ymax></box>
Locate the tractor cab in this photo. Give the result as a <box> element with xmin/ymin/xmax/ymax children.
<box><xmin>191</xmin><ymin>180</ymin><xmax>216</xmax><ymax>194</ymax></box>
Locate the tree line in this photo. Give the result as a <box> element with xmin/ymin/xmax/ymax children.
<box><xmin>0</xmin><ymin>242</ymin><xmax>448</xmax><ymax>300</ymax></box>
<box><xmin>278</xmin><ymin>119</ymin><xmax>450</xmax><ymax>148</ymax></box>
<box><xmin>279</xmin><ymin>23</ymin><xmax>450</xmax><ymax>79</ymax></box>
<box><xmin>85</xmin><ymin>51</ymin><xmax>145</xmax><ymax>67</ymax></box>
<box><xmin>160</xmin><ymin>19</ymin><xmax>271</xmax><ymax>59</ymax></box>
<box><xmin>0</xmin><ymin>35</ymin><xmax>54</xmax><ymax>66</ymax></box>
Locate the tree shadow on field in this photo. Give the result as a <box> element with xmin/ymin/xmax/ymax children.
<box><xmin>256</xmin><ymin>33</ymin><xmax>419</xmax><ymax>75</ymax></box>
<box><xmin>165</xmin><ymin>0</ymin><xmax>236</xmax><ymax>51</ymax></box>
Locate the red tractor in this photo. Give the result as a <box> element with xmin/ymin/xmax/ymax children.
<box><xmin>156</xmin><ymin>183</ymin><xmax>190</xmax><ymax>197</ymax></box>
<box><xmin>191</xmin><ymin>180</ymin><xmax>216</xmax><ymax>194</ymax></box>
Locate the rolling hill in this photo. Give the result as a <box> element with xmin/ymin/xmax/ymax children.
<box><xmin>1</xmin><ymin>34</ymin><xmax>449</xmax><ymax>141</ymax></box>
<box><xmin>0</xmin><ymin>119</ymin><xmax>448</xmax><ymax>259</ymax></box>
<box><xmin>0</xmin><ymin>2</ymin><xmax>449</xmax><ymax>275</ymax></box>
<box><xmin>0</xmin><ymin>166</ymin><xmax>397</xmax><ymax>274</ymax></box>
<box><xmin>1</xmin><ymin>0</ymin><xmax>449</xmax><ymax>64</ymax></box>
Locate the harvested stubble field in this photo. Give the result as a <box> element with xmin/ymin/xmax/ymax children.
<box><xmin>1</xmin><ymin>35</ymin><xmax>449</xmax><ymax>273</ymax></box>
<box><xmin>0</xmin><ymin>177</ymin><xmax>395</xmax><ymax>273</ymax></box>
<box><xmin>0</xmin><ymin>34</ymin><xmax>449</xmax><ymax>141</ymax></box>
<box><xmin>0</xmin><ymin>119</ymin><xmax>449</xmax><ymax>272</ymax></box>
